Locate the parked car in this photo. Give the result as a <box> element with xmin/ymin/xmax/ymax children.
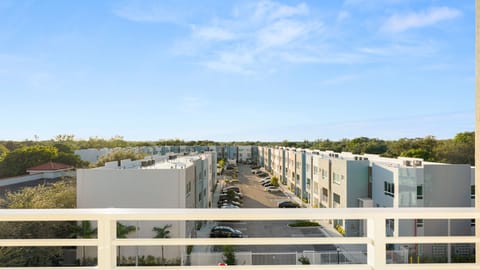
<box><xmin>260</xmin><ymin>179</ymin><xmax>271</xmax><ymax>185</ymax></box>
<box><xmin>217</xmin><ymin>199</ymin><xmax>242</xmax><ymax>207</ymax></box>
<box><xmin>259</xmin><ymin>176</ymin><xmax>271</xmax><ymax>181</ymax></box>
<box><xmin>263</xmin><ymin>183</ymin><xmax>274</xmax><ymax>188</ymax></box>
<box><xmin>218</xmin><ymin>194</ymin><xmax>242</xmax><ymax>202</ymax></box>
<box><xmin>257</xmin><ymin>172</ymin><xmax>268</xmax><ymax>178</ymax></box>
<box><xmin>223</xmin><ymin>186</ymin><xmax>240</xmax><ymax>193</ymax></box>
<box><xmin>277</xmin><ymin>201</ymin><xmax>300</xmax><ymax>208</ymax></box>
<box><xmin>265</xmin><ymin>186</ymin><xmax>281</xmax><ymax>192</ymax></box>
<box><xmin>210</xmin><ymin>226</ymin><xmax>243</xmax><ymax>237</ymax></box>
<box><xmin>222</xmin><ymin>191</ymin><xmax>244</xmax><ymax>198</ymax></box>
<box><xmin>251</xmin><ymin>165</ymin><xmax>260</xmax><ymax>169</ymax></box>
<box><xmin>220</xmin><ymin>204</ymin><xmax>240</xmax><ymax>209</ymax></box>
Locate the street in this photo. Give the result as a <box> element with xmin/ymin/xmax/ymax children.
<box><xmin>216</xmin><ymin>164</ymin><xmax>337</xmax><ymax>253</ymax></box>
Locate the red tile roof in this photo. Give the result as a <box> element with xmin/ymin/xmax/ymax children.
<box><xmin>27</xmin><ymin>162</ymin><xmax>73</xmax><ymax>171</ymax></box>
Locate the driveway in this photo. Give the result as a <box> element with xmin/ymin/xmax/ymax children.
<box><xmin>216</xmin><ymin>164</ymin><xmax>336</xmax><ymax>253</ymax></box>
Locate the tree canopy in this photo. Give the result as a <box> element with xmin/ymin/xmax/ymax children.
<box><xmin>0</xmin><ymin>144</ymin><xmax>87</xmax><ymax>178</ymax></box>
<box><xmin>95</xmin><ymin>149</ymin><xmax>146</xmax><ymax>167</ymax></box>
<box><xmin>0</xmin><ymin>179</ymin><xmax>76</xmax><ymax>266</ymax></box>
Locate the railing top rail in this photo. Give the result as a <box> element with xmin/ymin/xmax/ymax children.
<box><xmin>0</xmin><ymin>207</ymin><xmax>477</xmax><ymax>221</ymax></box>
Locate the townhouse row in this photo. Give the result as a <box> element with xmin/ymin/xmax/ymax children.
<box><xmin>75</xmin><ymin>145</ymin><xmax>257</xmax><ymax>164</ymax></box>
<box><xmin>76</xmin><ymin>151</ymin><xmax>217</xmax><ymax>264</ymax></box>
<box><xmin>258</xmin><ymin>146</ymin><xmax>475</xmax><ymax>258</ymax></box>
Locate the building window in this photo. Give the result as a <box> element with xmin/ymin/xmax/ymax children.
<box><xmin>333</xmin><ymin>193</ymin><xmax>341</xmax><ymax>205</ymax></box>
<box><xmin>313</xmin><ymin>166</ymin><xmax>318</xmax><ymax>175</ymax></box>
<box><xmin>186</xmin><ymin>182</ymin><xmax>192</xmax><ymax>194</ymax></box>
<box><xmin>384</xmin><ymin>181</ymin><xmax>394</xmax><ymax>197</ymax></box>
<box><xmin>416</xmin><ymin>219</ymin><xmax>424</xmax><ymax>228</ymax></box>
<box><xmin>471</xmin><ymin>185</ymin><xmax>475</xmax><ymax>199</ymax></box>
<box><xmin>417</xmin><ymin>185</ymin><xmax>423</xmax><ymax>200</ymax></box>
<box><xmin>333</xmin><ymin>173</ymin><xmax>341</xmax><ymax>185</ymax></box>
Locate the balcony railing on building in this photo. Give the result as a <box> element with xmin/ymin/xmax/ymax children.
<box><xmin>0</xmin><ymin>207</ymin><xmax>478</xmax><ymax>270</ymax></box>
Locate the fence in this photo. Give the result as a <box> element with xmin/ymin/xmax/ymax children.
<box><xmin>0</xmin><ymin>207</ymin><xmax>478</xmax><ymax>270</ymax></box>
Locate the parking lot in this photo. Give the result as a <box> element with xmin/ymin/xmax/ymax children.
<box><xmin>216</xmin><ymin>164</ymin><xmax>336</xmax><ymax>253</ymax></box>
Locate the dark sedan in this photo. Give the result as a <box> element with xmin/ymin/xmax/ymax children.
<box><xmin>210</xmin><ymin>226</ymin><xmax>243</xmax><ymax>238</ymax></box>
<box><xmin>277</xmin><ymin>201</ymin><xmax>300</xmax><ymax>208</ymax></box>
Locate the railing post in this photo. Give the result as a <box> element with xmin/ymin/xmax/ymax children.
<box><xmin>367</xmin><ymin>216</ymin><xmax>386</xmax><ymax>270</ymax></box>
<box><xmin>97</xmin><ymin>216</ymin><xmax>117</xmax><ymax>269</ymax></box>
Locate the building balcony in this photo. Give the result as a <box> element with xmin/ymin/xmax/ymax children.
<box><xmin>0</xmin><ymin>207</ymin><xmax>478</xmax><ymax>269</ymax></box>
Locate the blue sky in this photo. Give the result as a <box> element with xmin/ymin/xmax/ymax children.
<box><xmin>0</xmin><ymin>0</ymin><xmax>474</xmax><ymax>142</ymax></box>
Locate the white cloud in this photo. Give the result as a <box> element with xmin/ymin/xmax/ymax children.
<box><xmin>187</xmin><ymin>1</ymin><xmax>325</xmax><ymax>74</ymax></box>
<box><xmin>252</xmin><ymin>1</ymin><xmax>309</xmax><ymax>22</ymax></box>
<box><xmin>204</xmin><ymin>50</ymin><xmax>255</xmax><ymax>74</ymax></box>
<box><xmin>257</xmin><ymin>20</ymin><xmax>317</xmax><ymax>49</ymax></box>
<box><xmin>191</xmin><ymin>26</ymin><xmax>236</xmax><ymax>41</ymax></box>
<box><xmin>337</xmin><ymin>11</ymin><xmax>350</xmax><ymax>22</ymax></box>
<box><xmin>382</xmin><ymin>6</ymin><xmax>461</xmax><ymax>32</ymax></box>
<box><xmin>113</xmin><ymin>1</ymin><xmax>185</xmax><ymax>24</ymax></box>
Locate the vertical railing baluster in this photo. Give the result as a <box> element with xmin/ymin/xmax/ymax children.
<box><xmin>367</xmin><ymin>215</ymin><xmax>386</xmax><ymax>270</ymax></box>
<box><xmin>97</xmin><ymin>215</ymin><xmax>117</xmax><ymax>269</ymax></box>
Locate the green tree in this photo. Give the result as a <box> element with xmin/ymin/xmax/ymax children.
<box><xmin>0</xmin><ymin>179</ymin><xmax>76</xmax><ymax>266</ymax></box>
<box><xmin>96</xmin><ymin>149</ymin><xmax>146</xmax><ymax>167</ymax></box>
<box><xmin>434</xmin><ymin>132</ymin><xmax>475</xmax><ymax>165</ymax></box>
<box><xmin>116</xmin><ymin>223</ymin><xmax>136</xmax><ymax>264</ymax></box>
<box><xmin>69</xmin><ymin>221</ymin><xmax>97</xmax><ymax>265</ymax></box>
<box><xmin>54</xmin><ymin>152</ymin><xmax>89</xmax><ymax>168</ymax></box>
<box><xmin>271</xmin><ymin>176</ymin><xmax>279</xmax><ymax>187</ymax></box>
<box><xmin>153</xmin><ymin>224</ymin><xmax>172</xmax><ymax>265</ymax></box>
<box><xmin>222</xmin><ymin>245</ymin><xmax>236</xmax><ymax>265</ymax></box>
<box><xmin>0</xmin><ymin>145</ymin><xmax>58</xmax><ymax>177</ymax></box>
<box><xmin>0</xmin><ymin>144</ymin><xmax>8</xmax><ymax>161</ymax></box>
<box><xmin>400</xmin><ymin>148</ymin><xmax>432</xmax><ymax>160</ymax></box>
<box><xmin>1</xmin><ymin>179</ymin><xmax>76</xmax><ymax>209</ymax></box>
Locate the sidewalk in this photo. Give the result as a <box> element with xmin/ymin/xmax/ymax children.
<box><xmin>280</xmin><ymin>184</ymin><xmax>367</xmax><ymax>264</ymax></box>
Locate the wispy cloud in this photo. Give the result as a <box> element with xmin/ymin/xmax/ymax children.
<box><xmin>113</xmin><ymin>0</ymin><xmax>188</xmax><ymax>24</ymax></box>
<box><xmin>191</xmin><ymin>26</ymin><xmax>236</xmax><ymax>41</ymax></box>
<box><xmin>252</xmin><ymin>1</ymin><xmax>309</xmax><ymax>21</ymax></box>
<box><xmin>337</xmin><ymin>11</ymin><xmax>350</xmax><ymax>22</ymax></box>
<box><xmin>182</xmin><ymin>1</ymin><xmax>326</xmax><ymax>74</ymax></box>
<box><xmin>256</xmin><ymin>19</ymin><xmax>320</xmax><ymax>49</ymax></box>
<box><xmin>382</xmin><ymin>6</ymin><xmax>461</xmax><ymax>32</ymax></box>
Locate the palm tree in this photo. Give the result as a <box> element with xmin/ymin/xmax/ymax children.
<box><xmin>117</xmin><ymin>222</ymin><xmax>136</xmax><ymax>265</ymax></box>
<box><xmin>70</xmin><ymin>221</ymin><xmax>97</xmax><ymax>265</ymax></box>
<box><xmin>152</xmin><ymin>224</ymin><xmax>172</xmax><ymax>265</ymax></box>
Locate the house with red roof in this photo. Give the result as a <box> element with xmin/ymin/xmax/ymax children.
<box><xmin>26</xmin><ymin>162</ymin><xmax>73</xmax><ymax>175</ymax></box>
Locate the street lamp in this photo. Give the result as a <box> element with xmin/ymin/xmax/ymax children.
<box><xmin>336</xmin><ymin>247</ymin><xmax>341</xmax><ymax>264</ymax></box>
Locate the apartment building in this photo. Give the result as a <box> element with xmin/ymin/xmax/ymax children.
<box><xmin>369</xmin><ymin>155</ymin><xmax>473</xmax><ymax>258</ymax></box>
<box><xmin>76</xmin><ymin>151</ymin><xmax>217</xmax><ymax>263</ymax></box>
<box><xmin>284</xmin><ymin>148</ymin><xmax>297</xmax><ymax>191</ymax></box>
<box><xmin>259</xmin><ymin>147</ymin><xmax>474</xmax><ymax>241</ymax></box>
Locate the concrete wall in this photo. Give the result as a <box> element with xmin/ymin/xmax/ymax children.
<box><xmin>423</xmin><ymin>164</ymin><xmax>471</xmax><ymax>207</ymax></box>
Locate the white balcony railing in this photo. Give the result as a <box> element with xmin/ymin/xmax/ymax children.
<box><xmin>0</xmin><ymin>207</ymin><xmax>478</xmax><ymax>270</ymax></box>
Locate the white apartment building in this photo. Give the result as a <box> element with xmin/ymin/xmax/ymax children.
<box><xmin>76</xmin><ymin>151</ymin><xmax>217</xmax><ymax>263</ymax></box>
<box><xmin>238</xmin><ymin>146</ymin><xmax>252</xmax><ymax>163</ymax></box>
<box><xmin>259</xmin><ymin>147</ymin><xmax>474</xmax><ymax>245</ymax></box>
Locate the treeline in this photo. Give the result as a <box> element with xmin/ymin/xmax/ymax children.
<box><xmin>275</xmin><ymin>132</ymin><xmax>474</xmax><ymax>165</ymax></box>
<box><xmin>0</xmin><ymin>132</ymin><xmax>475</xmax><ymax>178</ymax></box>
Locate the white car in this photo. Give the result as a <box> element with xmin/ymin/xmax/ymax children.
<box><xmin>221</xmin><ymin>204</ymin><xmax>240</xmax><ymax>209</ymax></box>
<box><xmin>259</xmin><ymin>176</ymin><xmax>271</xmax><ymax>182</ymax></box>
<box><xmin>265</xmin><ymin>186</ymin><xmax>281</xmax><ymax>192</ymax></box>
<box><xmin>260</xmin><ymin>179</ymin><xmax>271</xmax><ymax>185</ymax></box>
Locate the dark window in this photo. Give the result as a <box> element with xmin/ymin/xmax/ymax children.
<box><xmin>333</xmin><ymin>193</ymin><xmax>341</xmax><ymax>204</ymax></box>
<box><xmin>417</xmin><ymin>185</ymin><xmax>423</xmax><ymax>200</ymax></box>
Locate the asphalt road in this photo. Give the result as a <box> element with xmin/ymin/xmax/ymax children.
<box><xmin>217</xmin><ymin>164</ymin><xmax>337</xmax><ymax>253</ymax></box>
